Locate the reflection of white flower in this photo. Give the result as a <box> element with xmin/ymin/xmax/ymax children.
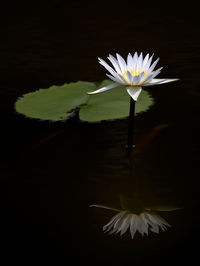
<box><xmin>88</xmin><ymin>52</ymin><xmax>178</xmax><ymax>101</ymax></box>
<box><xmin>90</xmin><ymin>205</ymin><xmax>171</xmax><ymax>239</ymax></box>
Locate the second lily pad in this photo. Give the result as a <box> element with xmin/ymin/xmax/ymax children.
<box><xmin>80</xmin><ymin>80</ymin><xmax>153</xmax><ymax>122</ymax></box>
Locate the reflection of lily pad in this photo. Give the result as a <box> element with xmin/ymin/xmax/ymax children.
<box><xmin>15</xmin><ymin>80</ymin><xmax>154</xmax><ymax>122</ymax></box>
<box><xmin>119</xmin><ymin>194</ymin><xmax>182</xmax><ymax>213</ymax></box>
<box><xmin>148</xmin><ymin>205</ymin><xmax>183</xmax><ymax>211</ymax></box>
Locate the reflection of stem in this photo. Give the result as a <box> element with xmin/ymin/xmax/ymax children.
<box><xmin>129</xmin><ymin>148</ymin><xmax>140</xmax><ymax>204</ymax></box>
<box><xmin>126</xmin><ymin>97</ymin><xmax>136</xmax><ymax>153</ymax></box>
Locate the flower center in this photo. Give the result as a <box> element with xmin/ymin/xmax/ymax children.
<box><xmin>121</xmin><ymin>70</ymin><xmax>147</xmax><ymax>85</ymax></box>
<box><xmin>122</xmin><ymin>70</ymin><xmax>147</xmax><ymax>78</ymax></box>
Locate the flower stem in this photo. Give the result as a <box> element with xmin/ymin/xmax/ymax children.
<box><xmin>126</xmin><ymin>97</ymin><xmax>136</xmax><ymax>152</ymax></box>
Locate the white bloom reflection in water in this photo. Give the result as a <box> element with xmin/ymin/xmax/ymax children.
<box><xmin>90</xmin><ymin>205</ymin><xmax>171</xmax><ymax>239</ymax></box>
<box><xmin>88</xmin><ymin>52</ymin><xmax>179</xmax><ymax>101</ymax></box>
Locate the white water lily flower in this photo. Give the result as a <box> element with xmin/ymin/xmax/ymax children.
<box><xmin>90</xmin><ymin>204</ymin><xmax>171</xmax><ymax>239</ymax></box>
<box><xmin>88</xmin><ymin>52</ymin><xmax>179</xmax><ymax>101</ymax></box>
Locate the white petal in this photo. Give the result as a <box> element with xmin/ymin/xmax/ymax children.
<box><xmin>150</xmin><ymin>223</ymin><xmax>159</xmax><ymax>233</ymax></box>
<box><xmin>142</xmin><ymin>67</ymin><xmax>163</xmax><ymax>86</ymax></box>
<box><xmin>126</xmin><ymin>71</ymin><xmax>133</xmax><ymax>84</ymax></box>
<box><xmin>118</xmin><ymin>73</ymin><xmax>129</xmax><ymax>84</ymax></box>
<box><xmin>130</xmin><ymin>214</ymin><xmax>137</xmax><ymax>239</ymax></box>
<box><xmin>151</xmin><ymin>213</ymin><xmax>171</xmax><ymax>228</ymax></box>
<box><xmin>142</xmin><ymin>213</ymin><xmax>156</xmax><ymax>230</ymax></box>
<box><xmin>136</xmin><ymin>215</ymin><xmax>148</xmax><ymax>236</ymax></box>
<box><xmin>132</xmin><ymin>72</ymin><xmax>144</xmax><ymax>85</ymax></box>
<box><xmin>141</xmin><ymin>72</ymin><xmax>154</xmax><ymax>84</ymax></box>
<box><xmin>116</xmin><ymin>53</ymin><xmax>127</xmax><ymax>73</ymax></box>
<box><xmin>98</xmin><ymin>58</ymin><xmax>117</xmax><ymax>77</ymax></box>
<box><xmin>150</xmin><ymin>67</ymin><xmax>163</xmax><ymax>79</ymax></box>
<box><xmin>143</xmin><ymin>53</ymin><xmax>154</xmax><ymax>71</ymax></box>
<box><xmin>142</xmin><ymin>53</ymin><xmax>149</xmax><ymax>68</ymax></box>
<box><xmin>137</xmin><ymin>72</ymin><xmax>145</xmax><ymax>84</ymax></box>
<box><xmin>144</xmin><ymin>212</ymin><xmax>170</xmax><ymax>233</ymax></box>
<box><xmin>126</xmin><ymin>87</ymin><xmax>142</xmax><ymax>101</ymax></box>
<box><xmin>132</xmin><ymin>52</ymin><xmax>138</xmax><ymax>69</ymax></box>
<box><xmin>144</xmin><ymin>213</ymin><xmax>160</xmax><ymax>234</ymax></box>
<box><xmin>90</xmin><ymin>204</ymin><xmax>121</xmax><ymax>212</ymax></box>
<box><xmin>132</xmin><ymin>75</ymin><xmax>140</xmax><ymax>85</ymax></box>
<box><xmin>115</xmin><ymin>213</ymin><xmax>130</xmax><ymax>234</ymax></box>
<box><xmin>107</xmin><ymin>72</ymin><xmax>127</xmax><ymax>84</ymax></box>
<box><xmin>106</xmin><ymin>73</ymin><xmax>123</xmax><ymax>84</ymax></box>
<box><xmin>140</xmin><ymin>213</ymin><xmax>149</xmax><ymax>235</ymax></box>
<box><xmin>119</xmin><ymin>214</ymin><xmax>131</xmax><ymax>236</ymax></box>
<box><xmin>136</xmin><ymin>52</ymin><xmax>143</xmax><ymax>72</ymax></box>
<box><xmin>127</xmin><ymin>53</ymin><xmax>133</xmax><ymax>71</ymax></box>
<box><xmin>148</xmin><ymin>57</ymin><xmax>160</xmax><ymax>73</ymax></box>
<box><xmin>103</xmin><ymin>212</ymin><xmax>123</xmax><ymax>232</ymax></box>
<box><xmin>108</xmin><ymin>211</ymin><xmax>127</xmax><ymax>234</ymax></box>
<box><xmin>87</xmin><ymin>83</ymin><xmax>118</xmax><ymax>95</ymax></box>
<box><xmin>99</xmin><ymin>57</ymin><xmax>126</xmax><ymax>82</ymax></box>
<box><xmin>107</xmin><ymin>54</ymin><xmax>122</xmax><ymax>74</ymax></box>
<box><xmin>148</xmin><ymin>78</ymin><xmax>179</xmax><ymax>85</ymax></box>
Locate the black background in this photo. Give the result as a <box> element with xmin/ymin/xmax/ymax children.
<box><xmin>0</xmin><ymin>1</ymin><xmax>199</xmax><ymax>265</ymax></box>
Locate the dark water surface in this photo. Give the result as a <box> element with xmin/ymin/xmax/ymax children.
<box><xmin>0</xmin><ymin>1</ymin><xmax>199</xmax><ymax>265</ymax></box>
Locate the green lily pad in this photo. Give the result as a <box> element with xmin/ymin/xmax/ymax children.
<box><xmin>80</xmin><ymin>80</ymin><xmax>153</xmax><ymax>122</ymax></box>
<box><xmin>15</xmin><ymin>80</ymin><xmax>154</xmax><ymax>122</ymax></box>
<box><xmin>15</xmin><ymin>81</ymin><xmax>95</xmax><ymax>121</ymax></box>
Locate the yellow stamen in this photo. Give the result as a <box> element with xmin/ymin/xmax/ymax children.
<box><xmin>122</xmin><ymin>70</ymin><xmax>147</xmax><ymax>78</ymax></box>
